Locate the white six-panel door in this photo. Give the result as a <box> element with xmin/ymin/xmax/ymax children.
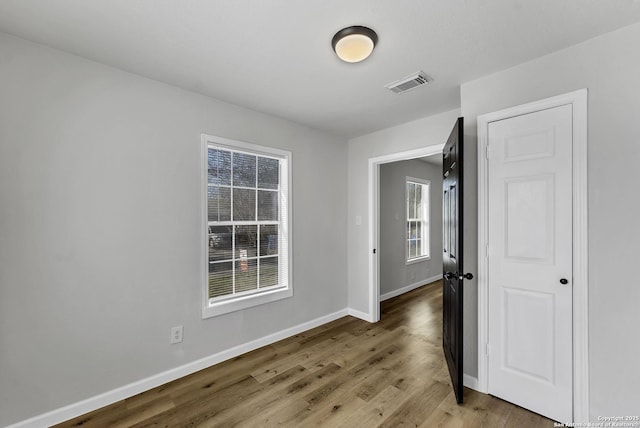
<box><xmin>487</xmin><ymin>104</ymin><xmax>573</xmax><ymax>422</ymax></box>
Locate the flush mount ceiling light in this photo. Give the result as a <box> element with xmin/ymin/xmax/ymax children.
<box><xmin>332</xmin><ymin>26</ymin><xmax>378</xmax><ymax>63</ymax></box>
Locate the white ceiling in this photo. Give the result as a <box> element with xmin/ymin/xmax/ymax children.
<box><xmin>1</xmin><ymin>1</ymin><xmax>640</xmax><ymax>138</ymax></box>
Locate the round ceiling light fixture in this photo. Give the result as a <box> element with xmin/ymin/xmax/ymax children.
<box><xmin>332</xmin><ymin>26</ymin><xmax>378</xmax><ymax>63</ymax></box>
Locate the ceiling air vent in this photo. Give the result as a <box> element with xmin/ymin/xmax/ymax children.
<box><xmin>385</xmin><ymin>71</ymin><xmax>432</xmax><ymax>94</ymax></box>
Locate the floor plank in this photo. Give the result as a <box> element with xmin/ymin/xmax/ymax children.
<box><xmin>54</xmin><ymin>280</ymin><xmax>554</xmax><ymax>428</ymax></box>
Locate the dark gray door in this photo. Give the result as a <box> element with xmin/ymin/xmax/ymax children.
<box><xmin>442</xmin><ymin>117</ymin><xmax>467</xmax><ymax>404</ymax></box>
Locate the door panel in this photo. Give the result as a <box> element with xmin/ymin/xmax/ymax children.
<box><xmin>487</xmin><ymin>104</ymin><xmax>572</xmax><ymax>422</ymax></box>
<box><xmin>504</xmin><ymin>175</ymin><xmax>554</xmax><ymax>261</ymax></box>
<box><xmin>443</xmin><ymin>117</ymin><xmax>464</xmax><ymax>404</ymax></box>
<box><xmin>503</xmin><ymin>288</ymin><xmax>554</xmax><ymax>382</ymax></box>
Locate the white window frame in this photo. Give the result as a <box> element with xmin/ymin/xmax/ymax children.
<box><xmin>405</xmin><ymin>177</ymin><xmax>430</xmax><ymax>264</ymax></box>
<box><xmin>201</xmin><ymin>133</ymin><xmax>293</xmax><ymax>319</ymax></box>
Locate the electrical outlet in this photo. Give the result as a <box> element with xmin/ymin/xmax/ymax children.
<box><xmin>170</xmin><ymin>325</ymin><xmax>183</xmax><ymax>344</ymax></box>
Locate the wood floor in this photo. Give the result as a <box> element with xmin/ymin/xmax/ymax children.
<box><xmin>54</xmin><ymin>281</ymin><xmax>553</xmax><ymax>428</ymax></box>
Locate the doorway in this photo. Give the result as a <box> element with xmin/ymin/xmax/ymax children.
<box><xmin>368</xmin><ymin>145</ymin><xmax>444</xmax><ymax>322</ymax></box>
<box><xmin>378</xmin><ymin>156</ymin><xmax>443</xmax><ymax>303</ymax></box>
<box><xmin>476</xmin><ymin>89</ymin><xmax>589</xmax><ymax>422</ymax></box>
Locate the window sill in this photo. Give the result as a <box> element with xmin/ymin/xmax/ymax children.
<box><xmin>406</xmin><ymin>256</ymin><xmax>430</xmax><ymax>266</ymax></box>
<box><xmin>202</xmin><ymin>286</ymin><xmax>293</xmax><ymax>319</ymax></box>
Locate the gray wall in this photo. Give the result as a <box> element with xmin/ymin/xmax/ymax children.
<box><xmin>460</xmin><ymin>22</ymin><xmax>640</xmax><ymax>419</ymax></box>
<box><xmin>379</xmin><ymin>159</ymin><xmax>442</xmax><ymax>296</ymax></box>
<box><xmin>0</xmin><ymin>33</ymin><xmax>348</xmax><ymax>426</ymax></box>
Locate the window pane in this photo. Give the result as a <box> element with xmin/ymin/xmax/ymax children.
<box><xmin>235</xmin><ymin>225</ymin><xmax>257</xmax><ymax>258</ymax></box>
<box><xmin>235</xmin><ymin>259</ymin><xmax>257</xmax><ymax>292</ymax></box>
<box><xmin>258</xmin><ymin>190</ymin><xmax>278</xmax><ymax>221</ymax></box>
<box><xmin>209</xmin><ymin>262</ymin><xmax>233</xmax><ymax>298</ymax></box>
<box><xmin>208</xmin><ymin>186</ymin><xmax>231</xmax><ymax>222</ymax></box>
<box><xmin>260</xmin><ymin>225</ymin><xmax>278</xmax><ymax>256</ymax></box>
<box><xmin>209</xmin><ymin>226</ymin><xmax>233</xmax><ymax>261</ymax></box>
<box><xmin>410</xmin><ymin>221</ymin><xmax>417</xmax><ymax>239</ymax></box>
<box><xmin>258</xmin><ymin>157</ymin><xmax>279</xmax><ymax>190</ymax></box>
<box><xmin>408</xmin><ymin>183</ymin><xmax>416</xmax><ymax>219</ymax></box>
<box><xmin>416</xmin><ymin>221</ymin><xmax>422</xmax><ymax>240</ymax></box>
<box><xmin>233</xmin><ymin>188</ymin><xmax>256</xmax><ymax>221</ymax></box>
<box><xmin>416</xmin><ymin>184</ymin><xmax>422</xmax><ymax>213</ymax></box>
<box><xmin>208</xmin><ymin>149</ymin><xmax>231</xmax><ymax>185</ymax></box>
<box><xmin>410</xmin><ymin>239</ymin><xmax>417</xmax><ymax>258</ymax></box>
<box><xmin>259</xmin><ymin>257</ymin><xmax>278</xmax><ymax>288</ymax></box>
<box><xmin>416</xmin><ymin>239</ymin><xmax>422</xmax><ymax>257</ymax></box>
<box><xmin>233</xmin><ymin>152</ymin><xmax>256</xmax><ymax>187</ymax></box>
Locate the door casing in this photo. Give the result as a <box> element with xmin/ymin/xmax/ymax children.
<box><xmin>476</xmin><ymin>89</ymin><xmax>589</xmax><ymax>422</ymax></box>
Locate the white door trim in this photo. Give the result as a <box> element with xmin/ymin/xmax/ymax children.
<box><xmin>367</xmin><ymin>145</ymin><xmax>444</xmax><ymax>322</ymax></box>
<box><xmin>477</xmin><ymin>89</ymin><xmax>589</xmax><ymax>422</ymax></box>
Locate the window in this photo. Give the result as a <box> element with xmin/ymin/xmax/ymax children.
<box><xmin>406</xmin><ymin>177</ymin><xmax>430</xmax><ymax>263</ymax></box>
<box><xmin>202</xmin><ymin>134</ymin><xmax>292</xmax><ymax>318</ymax></box>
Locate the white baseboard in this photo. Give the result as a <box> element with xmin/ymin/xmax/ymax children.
<box><xmin>8</xmin><ymin>309</ymin><xmax>350</xmax><ymax>428</ymax></box>
<box><xmin>463</xmin><ymin>374</ymin><xmax>479</xmax><ymax>391</ymax></box>
<box><xmin>380</xmin><ymin>275</ymin><xmax>442</xmax><ymax>302</ymax></box>
<box><xmin>347</xmin><ymin>307</ymin><xmax>375</xmax><ymax>322</ymax></box>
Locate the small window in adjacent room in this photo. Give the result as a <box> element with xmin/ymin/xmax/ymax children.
<box><xmin>406</xmin><ymin>177</ymin><xmax>430</xmax><ymax>263</ymax></box>
<box><xmin>202</xmin><ymin>134</ymin><xmax>292</xmax><ymax>318</ymax></box>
